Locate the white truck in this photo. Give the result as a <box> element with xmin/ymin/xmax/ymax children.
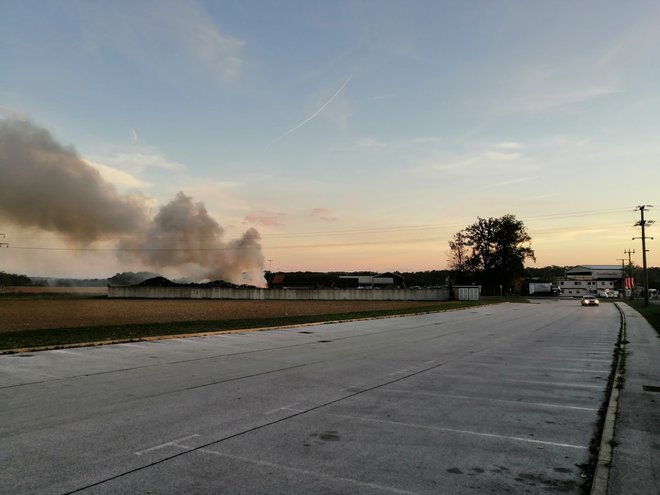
<box><xmin>529</xmin><ymin>282</ymin><xmax>554</xmax><ymax>296</ymax></box>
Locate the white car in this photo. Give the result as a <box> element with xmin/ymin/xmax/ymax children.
<box><xmin>581</xmin><ymin>295</ymin><xmax>600</xmax><ymax>307</ymax></box>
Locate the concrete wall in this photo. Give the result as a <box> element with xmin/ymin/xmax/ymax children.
<box><xmin>108</xmin><ymin>286</ymin><xmax>450</xmax><ymax>301</ymax></box>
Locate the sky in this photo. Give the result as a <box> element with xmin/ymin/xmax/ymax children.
<box><xmin>0</xmin><ymin>0</ymin><xmax>658</xmax><ymax>283</ymax></box>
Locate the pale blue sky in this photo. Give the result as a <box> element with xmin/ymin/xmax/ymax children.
<box><xmin>1</xmin><ymin>0</ymin><xmax>658</xmax><ymax>278</ymax></box>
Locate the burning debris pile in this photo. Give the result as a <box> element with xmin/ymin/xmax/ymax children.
<box><xmin>0</xmin><ymin>117</ymin><xmax>264</xmax><ymax>284</ymax></box>
<box><xmin>135</xmin><ymin>276</ymin><xmax>247</xmax><ymax>288</ymax></box>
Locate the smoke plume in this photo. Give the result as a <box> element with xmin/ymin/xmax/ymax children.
<box><xmin>0</xmin><ymin>118</ymin><xmax>147</xmax><ymax>243</ymax></box>
<box><xmin>118</xmin><ymin>192</ymin><xmax>264</xmax><ymax>283</ymax></box>
<box><xmin>0</xmin><ymin>118</ymin><xmax>264</xmax><ymax>283</ymax></box>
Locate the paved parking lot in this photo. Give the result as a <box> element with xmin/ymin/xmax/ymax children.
<box><xmin>0</xmin><ymin>300</ymin><xmax>620</xmax><ymax>494</ymax></box>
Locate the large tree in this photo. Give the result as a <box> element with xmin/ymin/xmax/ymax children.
<box><xmin>448</xmin><ymin>214</ymin><xmax>535</xmax><ymax>294</ymax></box>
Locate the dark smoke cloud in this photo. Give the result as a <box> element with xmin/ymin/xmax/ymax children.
<box><xmin>0</xmin><ymin>118</ymin><xmax>264</xmax><ymax>283</ymax></box>
<box><xmin>0</xmin><ymin>118</ymin><xmax>148</xmax><ymax>243</ymax></box>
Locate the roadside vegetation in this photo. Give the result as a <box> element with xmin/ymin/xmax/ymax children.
<box><xmin>0</xmin><ymin>298</ymin><xmax>524</xmax><ymax>353</ymax></box>
<box><xmin>626</xmin><ymin>300</ymin><xmax>660</xmax><ymax>336</ymax></box>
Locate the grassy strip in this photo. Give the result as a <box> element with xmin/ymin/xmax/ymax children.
<box><xmin>0</xmin><ymin>300</ymin><xmax>506</xmax><ymax>352</ymax></box>
<box><xmin>625</xmin><ymin>300</ymin><xmax>660</xmax><ymax>336</ymax></box>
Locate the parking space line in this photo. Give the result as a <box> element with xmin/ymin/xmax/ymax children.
<box><xmin>454</xmin><ymin>364</ymin><xmax>610</xmax><ymax>374</ymax></box>
<box><xmin>264</xmin><ymin>405</ymin><xmax>304</xmax><ymax>415</ymax></box>
<box><xmin>432</xmin><ymin>374</ymin><xmax>604</xmax><ymax>389</ymax></box>
<box><xmin>184</xmin><ymin>446</ymin><xmax>419</xmax><ymax>495</ymax></box>
<box><xmin>327</xmin><ymin>412</ymin><xmax>588</xmax><ymax>450</ymax></box>
<box><xmin>135</xmin><ymin>434</ymin><xmax>200</xmax><ymax>456</ymax></box>
<box><xmin>382</xmin><ymin>388</ymin><xmax>598</xmax><ymax>411</ymax></box>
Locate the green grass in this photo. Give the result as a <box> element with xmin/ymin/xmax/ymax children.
<box><xmin>0</xmin><ymin>299</ymin><xmax>510</xmax><ymax>352</ymax></box>
<box><xmin>626</xmin><ymin>300</ymin><xmax>660</xmax><ymax>336</ymax></box>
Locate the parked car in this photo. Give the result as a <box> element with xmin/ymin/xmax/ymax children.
<box><xmin>581</xmin><ymin>295</ymin><xmax>600</xmax><ymax>306</ymax></box>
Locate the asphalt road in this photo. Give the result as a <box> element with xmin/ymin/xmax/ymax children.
<box><xmin>1</xmin><ymin>299</ymin><xmax>620</xmax><ymax>494</ymax></box>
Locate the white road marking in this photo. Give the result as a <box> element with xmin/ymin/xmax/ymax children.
<box><xmin>134</xmin><ymin>434</ymin><xmax>200</xmax><ymax>456</ymax></box>
<box><xmin>179</xmin><ymin>445</ymin><xmax>419</xmax><ymax>495</ymax></box>
<box><xmin>327</xmin><ymin>412</ymin><xmax>588</xmax><ymax>450</ymax></box>
<box><xmin>387</xmin><ymin>363</ymin><xmax>434</xmax><ymax>377</ymax></box>
<box><xmin>382</xmin><ymin>388</ymin><xmax>598</xmax><ymax>411</ymax></box>
<box><xmin>264</xmin><ymin>405</ymin><xmax>303</xmax><ymax>415</ymax></box>
<box><xmin>433</xmin><ymin>374</ymin><xmax>604</xmax><ymax>389</ymax></box>
<box><xmin>460</xmin><ymin>364</ymin><xmax>609</xmax><ymax>374</ymax></box>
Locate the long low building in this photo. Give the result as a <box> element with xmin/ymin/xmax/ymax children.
<box><xmin>558</xmin><ymin>265</ymin><xmax>624</xmax><ymax>297</ymax></box>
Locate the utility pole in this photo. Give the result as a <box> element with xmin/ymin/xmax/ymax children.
<box><xmin>624</xmin><ymin>249</ymin><xmax>635</xmax><ymax>276</ymax></box>
<box><xmin>633</xmin><ymin>205</ymin><xmax>654</xmax><ymax>307</ymax></box>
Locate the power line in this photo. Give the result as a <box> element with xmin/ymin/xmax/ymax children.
<box><xmin>0</xmin><ymin>205</ymin><xmax>643</xmax><ymax>253</ymax></box>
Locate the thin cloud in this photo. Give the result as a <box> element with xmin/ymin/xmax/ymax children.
<box><xmin>92</xmin><ymin>151</ymin><xmax>186</xmax><ymax>173</ymax></box>
<box><xmin>494</xmin><ymin>141</ymin><xmax>523</xmax><ymax>150</ymax></box>
<box><xmin>415</xmin><ymin>142</ymin><xmax>532</xmax><ymax>178</ymax></box>
<box><xmin>518</xmin><ymin>81</ymin><xmax>619</xmax><ymax>112</ymax></box>
<box><xmin>0</xmin><ymin>106</ymin><xmax>29</xmax><ymax>120</ymax></box>
<box><xmin>410</xmin><ymin>137</ymin><xmax>442</xmax><ymax>145</ymax></box>
<box><xmin>78</xmin><ymin>0</ymin><xmax>245</xmax><ymax>85</ymax></box>
<box><xmin>245</xmin><ymin>211</ymin><xmax>285</xmax><ymax>227</ymax></box>
<box><xmin>481</xmin><ymin>150</ymin><xmax>523</xmax><ymax>161</ymax></box>
<box><xmin>310</xmin><ymin>208</ymin><xmax>338</xmax><ymax>222</ymax></box>
<box><xmin>356</xmin><ymin>137</ymin><xmax>387</xmax><ymax>149</ymax></box>
<box><xmin>84</xmin><ymin>159</ymin><xmax>151</xmax><ymax>190</ymax></box>
<box><xmin>483</xmin><ymin>177</ymin><xmax>534</xmax><ymax>189</ymax></box>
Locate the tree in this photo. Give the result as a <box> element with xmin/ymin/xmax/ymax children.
<box><xmin>448</xmin><ymin>231</ymin><xmax>469</xmax><ymax>283</ymax></box>
<box><xmin>448</xmin><ymin>214</ymin><xmax>535</xmax><ymax>294</ymax></box>
<box><xmin>0</xmin><ymin>271</ymin><xmax>32</xmax><ymax>286</ymax></box>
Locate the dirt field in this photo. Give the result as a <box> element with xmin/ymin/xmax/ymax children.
<box><xmin>0</xmin><ymin>297</ymin><xmax>444</xmax><ymax>332</ymax></box>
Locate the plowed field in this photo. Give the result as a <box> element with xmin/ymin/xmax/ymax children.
<box><xmin>0</xmin><ymin>297</ymin><xmax>444</xmax><ymax>332</ymax></box>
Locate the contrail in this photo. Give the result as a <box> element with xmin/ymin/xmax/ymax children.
<box><xmin>267</xmin><ymin>75</ymin><xmax>352</xmax><ymax>148</ymax></box>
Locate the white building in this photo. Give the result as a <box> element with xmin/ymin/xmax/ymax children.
<box><xmin>558</xmin><ymin>265</ymin><xmax>624</xmax><ymax>297</ymax></box>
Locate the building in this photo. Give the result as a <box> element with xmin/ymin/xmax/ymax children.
<box><xmin>267</xmin><ymin>272</ymin><xmax>406</xmax><ymax>290</ymax></box>
<box><xmin>558</xmin><ymin>265</ymin><xmax>624</xmax><ymax>297</ymax></box>
<box><xmin>339</xmin><ymin>272</ymin><xmax>406</xmax><ymax>289</ymax></box>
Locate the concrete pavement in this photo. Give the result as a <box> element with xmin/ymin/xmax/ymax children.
<box><xmin>1</xmin><ymin>301</ymin><xmax>618</xmax><ymax>494</ymax></box>
<box><xmin>607</xmin><ymin>302</ymin><xmax>660</xmax><ymax>494</ymax></box>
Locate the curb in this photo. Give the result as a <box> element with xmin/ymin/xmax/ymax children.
<box><xmin>590</xmin><ymin>302</ymin><xmax>626</xmax><ymax>495</ymax></box>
